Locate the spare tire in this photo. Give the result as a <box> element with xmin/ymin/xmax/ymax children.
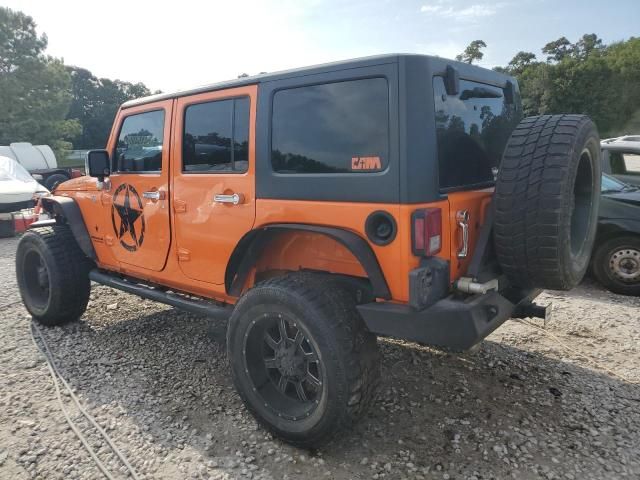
<box><xmin>494</xmin><ymin>114</ymin><xmax>601</xmax><ymax>290</ymax></box>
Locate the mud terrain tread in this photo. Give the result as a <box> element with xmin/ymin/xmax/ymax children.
<box><xmin>285</xmin><ymin>273</ymin><xmax>381</xmax><ymax>422</ymax></box>
<box><xmin>494</xmin><ymin>114</ymin><xmax>599</xmax><ymax>290</ymax></box>
<box><xmin>16</xmin><ymin>225</ymin><xmax>92</xmax><ymax>325</ymax></box>
<box><xmin>228</xmin><ymin>272</ymin><xmax>380</xmax><ymax>448</ymax></box>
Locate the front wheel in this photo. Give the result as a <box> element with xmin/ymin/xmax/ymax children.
<box><xmin>226</xmin><ymin>273</ymin><xmax>380</xmax><ymax>448</ymax></box>
<box><xmin>592</xmin><ymin>236</ymin><xmax>640</xmax><ymax>296</ymax></box>
<box><xmin>16</xmin><ymin>226</ymin><xmax>92</xmax><ymax>325</ymax></box>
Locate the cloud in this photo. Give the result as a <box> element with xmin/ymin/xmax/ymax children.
<box><xmin>420</xmin><ymin>5</ymin><xmax>442</xmax><ymax>13</ymax></box>
<box><xmin>420</xmin><ymin>2</ymin><xmax>507</xmax><ymax>21</ymax></box>
<box><xmin>420</xmin><ymin>0</ymin><xmax>451</xmax><ymax>13</ymax></box>
<box><xmin>457</xmin><ymin>4</ymin><xmax>500</xmax><ymax>17</ymax></box>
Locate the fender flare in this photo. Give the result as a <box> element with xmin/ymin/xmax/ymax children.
<box><xmin>597</xmin><ymin>218</ymin><xmax>640</xmax><ymax>236</ymax></box>
<box><xmin>225</xmin><ymin>223</ymin><xmax>391</xmax><ymax>299</ymax></box>
<box><xmin>37</xmin><ymin>196</ymin><xmax>96</xmax><ymax>260</ymax></box>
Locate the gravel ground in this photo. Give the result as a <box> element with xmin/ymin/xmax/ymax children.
<box><xmin>1</xmin><ymin>235</ymin><xmax>639</xmax><ymax>480</ymax></box>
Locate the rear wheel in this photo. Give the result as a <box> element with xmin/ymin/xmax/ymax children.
<box><xmin>227</xmin><ymin>273</ymin><xmax>380</xmax><ymax>448</ymax></box>
<box><xmin>592</xmin><ymin>236</ymin><xmax>640</xmax><ymax>296</ymax></box>
<box><xmin>494</xmin><ymin>114</ymin><xmax>601</xmax><ymax>290</ymax></box>
<box><xmin>16</xmin><ymin>226</ymin><xmax>92</xmax><ymax>325</ymax></box>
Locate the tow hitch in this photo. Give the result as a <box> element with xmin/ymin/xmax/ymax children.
<box><xmin>513</xmin><ymin>301</ymin><xmax>553</xmax><ymax>325</ymax></box>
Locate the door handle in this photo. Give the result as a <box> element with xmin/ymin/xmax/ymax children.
<box><xmin>143</xmin><ymin>190</ymin><xmax>166</xmax><ymax>201</ymax></box>
<box><xmin>456</xmin><ymin>210</ymin><xmax>470</xmax><ymax>259</ymax></box>
<box><xmin>214</xmin><ymin>193</ymin><xmax>244</xmax><ymax>205</ymax></box>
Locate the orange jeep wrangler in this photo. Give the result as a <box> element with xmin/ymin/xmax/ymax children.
<box><xmin>16</xmin><ymin>55</ymin><xmax>601</xmax><ymax>447</ymax></box>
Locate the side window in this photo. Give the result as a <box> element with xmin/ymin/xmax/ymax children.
<box><xmin>271</xmin><ymin>78</ymin><xmax>389</xmax><ymax>174</ymax></box>
<box><xmin>609</xmin><ymin>152</ymin><xmax>626</xmax><ymax>173</ymax></box>
<box><xmin>623</xmin><ymin>153</ymin><xmax>640</xmax><ymax>176</ymax></box>
<box><xmin>115</xmin><ymin>110</ymin><xmax>164</xmax><ymax>173</ymax></box>
<box><xmin>183</xmin><ymin>97</ymin><xmax>250</xmax><ymax>173</ymax></box>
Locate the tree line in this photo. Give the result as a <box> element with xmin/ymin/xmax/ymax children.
<box><xmin>1</xmin><ymin>6</ymin><xmax>639</xmax><ymax>161</ymax></box>
<box><xmin>0</xmin><ymin>7</ymin><xmax>155</xmax><ymax>159</ymax></box>
<box><xmin>457</xmin><ymin>34</ymin><xmax>640</xmax><ymax>137</ymax></box>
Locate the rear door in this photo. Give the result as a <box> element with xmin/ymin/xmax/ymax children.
<box><xmin>104</xmin><ymin>101</ymin><xmax>173</xmax><ymax>271</ymax></box>
<box><xmin>432</xmin><ymin>76</ymin><xmax>520</xmax><ymax>271</ymax></box>
<box><xmin>172</xmin><ymin>86</ymin><xmax>256</xmax><ymax>284</ymax></box>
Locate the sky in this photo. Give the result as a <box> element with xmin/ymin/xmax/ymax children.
<box><xmin>3</xmin><ymin>0</ymin><xmax>639</xmax><ymax>93</ymax></box>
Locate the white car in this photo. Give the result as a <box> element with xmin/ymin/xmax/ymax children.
<box><xmin>0</xmin><ymin>155</ymin><xmax>48</xmax><ymax>214</ymax></box>
<box><xmin>601</xmin><ymin>136</ymin><xmax>640</xmax><ymax>186</ymax></box>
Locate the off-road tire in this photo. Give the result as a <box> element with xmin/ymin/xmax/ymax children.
<box><xmin>494</xmin><ymin>115</ymin><xmax>601</xmax><ymax>290</ymax></box>
<box><xmin>592</xmin><ymin>236</ymin><xmax>640</xmax><ymax>296</ymax></box>
<box><xmin>16</xmin><ymin>225</ymin><xmax>92</xmax><ymax>326</ymax></box>
<box><xmin>227</xmin><ymin>272</ymin><xmax>380</xmax><ymax>448</ymax></box>
<box><xmin>44</xmin><ymin>173</ymin><xmax>69</xmax><ymax>191</ymax></box>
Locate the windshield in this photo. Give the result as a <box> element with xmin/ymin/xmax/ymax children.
<box><xmin>601</xmin><ymin>173</ymin><xmax>632</xmax><ymax>192</ymax></box>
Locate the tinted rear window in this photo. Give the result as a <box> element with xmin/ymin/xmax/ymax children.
<box><xmin>434</xmin><ymin>76</ymin><xmax>520</xmax><ymax>191</ymax></box>
<box><xmin>271</xmin><ymin>78</ymin><xmax>389</xmax><ymax>174</ymax></box>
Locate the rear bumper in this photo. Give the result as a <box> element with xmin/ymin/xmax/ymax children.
<box><xmin>357</xmin><ymin>288</ymin><xmax>542</xmax><ymax>351</ymax></box>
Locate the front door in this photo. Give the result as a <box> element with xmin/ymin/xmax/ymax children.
<box><xmin>104</xmin><ymin>101</ymin><xmax>173</xmax><ymax>271</ymax></box>
<box><xmin>172</xmin><ymin>86</ymin><xmax>257</xmax><ymax>284</ymax></box>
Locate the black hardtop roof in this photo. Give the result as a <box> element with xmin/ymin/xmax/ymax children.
<box><xmin>122</xmin><ymin>53</ymin><xmax>514</xmax><ymax>109</ymax></box>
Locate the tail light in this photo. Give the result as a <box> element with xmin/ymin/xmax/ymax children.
<box><xmin>412</xmin><ymin>208</ymin><xmax>442</xmax><ymax>256</ymax></box>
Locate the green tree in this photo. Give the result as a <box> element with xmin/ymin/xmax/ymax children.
<box><xmin>0</xmin><ymin>7</ymin><xmax>79</xmax><ymax>158</ymax></box>
<box><xmin>603</xmin><ymin>36</ymin><xmax>640</xmax><ymax>135</ymax></box>
<box><xmin>508</xmin><ymin>35</ymin><xmax>640</xmax><ymax>136</ymax></box>
<box><xmin>0</xmin><ymin>6</ymin><xmax>46</xmax><ymax>73</ymax></box>
<box><xmin>574</xmin><ymin>33</ymin><xmax>604</xmax><ymax>60</ymax></box>
<box><xmin>66</xmin><ymin>67</ymin><xmax>153</xmax><ymax>149</ymax></box>
<box><xmin>545</xmin><ymin>55</ymin><xmax>617</xmax><ymax>133</ymax></box>
<box><xmin>542</xmin><ymin>36</ymin><xmax>574</xmax><ymax>62</ymax></box>
<box><xmin>507</xmin><ymin>51</ymin><xmax>537</xmax><ymax>75</ymax></box>
<box><xmin>456</xmin><ymin>40</ymin><xmax>487</xmax><ymax>64</ymax></box>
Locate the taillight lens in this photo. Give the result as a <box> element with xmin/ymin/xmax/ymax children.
<box><xmin>412</xmin><ymin>208</ymin><xmax>442</xmax><ymax>256</ymax></box>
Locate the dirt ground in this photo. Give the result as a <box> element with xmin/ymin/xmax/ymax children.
<box><xmin>1</xmin><ymin>235</ymin><xmax>639</xmax><ymax>480</ymax></box>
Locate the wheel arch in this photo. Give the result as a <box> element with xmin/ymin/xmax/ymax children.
<box><xmin>36</xmin><ymin>196</ymin><xmax>96</xmax><ymax>260</ymax></box>
<box><xmin>595</xmin><ymin>220</ymin><xmax>640</xmax><ymax>249</ymax></box>
<box><xmin>225</xmin><ymin>224</ymin><xmax>391</xmax><ymax>300</ymax></box>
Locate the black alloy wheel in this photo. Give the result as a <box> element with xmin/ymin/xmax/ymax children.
<box><xmin>227</xmin><ymin>273</ymin><xmax>380</xmax><ymax>447</ymax></box>
<box><xmin>243</xmin><ymin>313</ymin><xmax>324</xmax><ymax>421</ymax></box>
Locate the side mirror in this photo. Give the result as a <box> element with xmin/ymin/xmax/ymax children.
<box><xmin>86</xmin><ymin>150</ymin><xmax>111</xmax><ymax>180</ymax></box>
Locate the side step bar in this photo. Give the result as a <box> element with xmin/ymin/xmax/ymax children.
<box><xmin>89</xmin><ymin>270</ymin><xmax>232</xmax><ymax>320</ymax></box>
